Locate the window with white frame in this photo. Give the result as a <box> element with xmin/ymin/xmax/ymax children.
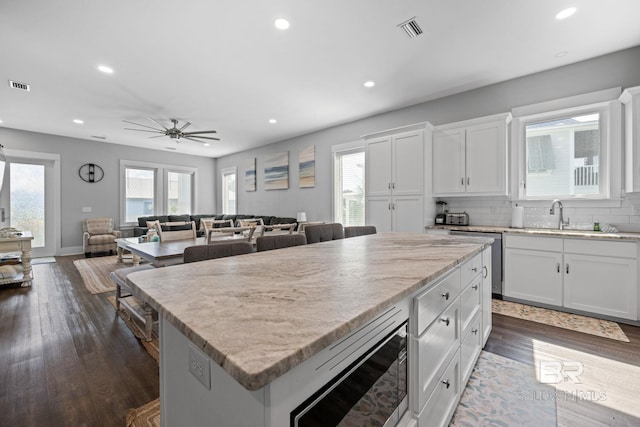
<box><xmin>221</xmin><ymin>166</ymin><xmax>237</xmax><ymax>214</ymax></box>
<box><xmin>333</xmin><ymin>145</ymin><xmax>365</xmax><ymax>226</ymax></box>
<box><xmin>513</xmin><ymin>93</ymin><xmax>621</xmax><ymax>201</ymax></box>
<box><xmin>120</xmin><ymin>160</ymin><xmax>196</xmax><ymax>225</ymax></box>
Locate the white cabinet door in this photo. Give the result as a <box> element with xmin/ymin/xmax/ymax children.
<box><xmin>621</xmin><ymin>86</ymin><xmax>640</xmax><ymax>193</ymax></box>
<box><xmin>564</xmin><ymin>253</ymin><xmax>638</xmax><ymax>320</ymax></box>
<box><xmin>393</xmin><ymin>131</ymin><xmax>424</xmax><ymax>196</ymax></box>
<box><xmin>465</xmin><ymin>121</ymin><xmax>507</xmax><ymax>194</ymax></box>
<box><xmin>392</xmin><ymin>195</ymin><xmax>424</xmax><ymax>233</ymax></box>
<box><xmin>504</xmin><ymin>248</ymin><xmax>563</xmax><ymax>306</ymax></box>
<box><xmin>365</xmin><ymin>137</ymin><xmax>392</xmax><ymax>197</ymax></box>
<box><xmin>365</xmin><ymin>196</ymin><xmax>393</xmax><ymax>232</ymax></box>
<box><xmin>433</xmin><ymin>128</ymin><xmax>465</xmax><ymax>195</ymax></box>
<box><xmin>481</xmin><ymin>246</ymin><xmax>492</xmax><ymax>347</ymax></box>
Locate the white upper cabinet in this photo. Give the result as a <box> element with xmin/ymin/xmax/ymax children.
<box><xmin>621</xmin><ymin>86</ymin><xmax>640</xmax><ymax>193</ymax></box>
<box><xmin>364</xmin><ymin>122</ymin><xmax>432</xmax><ymax>233</ymax></box>
<box><xmin>433</xmin><ymin>113</ymin><xmax>511</xmax><ymax>196</ymax></box>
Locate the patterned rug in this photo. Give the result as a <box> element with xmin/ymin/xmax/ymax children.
<box><xmin>451</xmin><ymin>351</ymin><xmax>557</xmax><ymax>426</ymax></box>
<box><xmin>73</xmin><ymin>255</ymin><xmax>122</xmax><ymax>294</ymax></box>
<box><xmin>126</xmin><ymin>398</ymin><xmax>160</xmax><ymax>427</ymax></box>
<box><xmin>492</xmin><ymin>299</ymin><xmax>630</xmax><ymax>342</ymax></box>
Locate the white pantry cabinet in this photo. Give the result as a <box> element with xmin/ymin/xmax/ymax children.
<box><xmin>621</xmin><ymin>86</ymin><xmax>640</xmax><ymax>193</ymax></box>
<box><xmin>433</xmin><ymin>113</ymin><xmax>511</xmax><ymax>196</ymax></box>
<box><xmin>364</xmin><ymin>123</ymin><xmax>432</xmax><ymax>233</ymax></box>
<box><xmin>504</xmin><ymin>234</ymin><xmax>639</xmax><ymax>321</ymax></box>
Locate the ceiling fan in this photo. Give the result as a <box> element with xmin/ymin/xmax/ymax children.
<box><xmin>123</xmin><ymin>118</ymin><xmax>220</xmax><ymax>145</ymax></box>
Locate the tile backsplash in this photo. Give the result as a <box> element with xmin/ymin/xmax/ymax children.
<box><xmin>440</xmin><ymin>195</ymin><xmax>640</xmax><ymax>232</ymax></box>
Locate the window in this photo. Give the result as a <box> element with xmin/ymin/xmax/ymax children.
<box><xmin>525</xmin><ymin>113</ymin><xmax>600</xmax><ymax>197</ymax></box>
<box><xmin>124</xmin><ymin>167</ymin><xmax>155</xmax><ymax>223</ymax></box>
<box><xmin>167</xmin><ymin>171</ymin><xmax>193</xmax><ymax>215</ymax></box>
<box><xmin>513</xmin><ymin>92</ymin><xmax>621</xmax><ymax>202</ymax></box>
<box><xmin>120</xmin><ymin>160</ymin><xmax>196</xmax><ymax>225</ymax></box>
<box><xmin>333</xmin><ymin>146</ymin><xmax>365</xmax><ymax>226</ymax></box>
<box><xmin>221</xmin><ymin>167</ymin><xmax>237</xmax><ymax>214</ymax></box>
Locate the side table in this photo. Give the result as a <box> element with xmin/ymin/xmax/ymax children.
<box><xmin>0</xmin><ymin>231</ymin><xmax>35</xmax><ymax>287</ymax></box>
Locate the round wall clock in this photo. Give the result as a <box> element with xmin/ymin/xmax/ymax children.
<box><xmin>78</xmin><ymin>163</ymin><xmax>104</xmax><ymax>183</ymax></box>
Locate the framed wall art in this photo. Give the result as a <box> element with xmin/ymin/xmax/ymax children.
<box><xmin>244</xmin><ymin>157</ymin><xmax>256</xmax><ymax>191</ymax></box>
<box><xmin>264</xmin><ymin>151</ymin><xmax>289</xmax><ymax>190</ymax></box>
<box><xmin>299</xmin><ymin>145</ymin><xmax>315</xmax><ymax>188</ymax></box>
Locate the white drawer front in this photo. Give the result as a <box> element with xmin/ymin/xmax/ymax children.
<box><xmin>415</xmin><ymin>300</ymin><xmax>459</xmax><ymax>410</ymax></box>
<box><xmin>417</xmin><ymin>350</ymin><xmax>460</xmax><ymax>427</ymax></box>
<box><xmin>460</xmin><ymin>253</ymin><xmax>482</xmax><ymax>286</ymax></box>
<box><xmin>460</xmin><ymin>276</ymin><xmax>482</xmax><ymax>336</ymax></box>
<box><xmin>505</xmin><ymin>235</ymin><xmax>563</xmax><ymax>252</ymax></box>
<box><xmin>460</xmin><ymin>312</ymin><xmax>482</xmax><ymax>385</ymax></box>
<box><xmin>563</xmin><ymin>238</ymin><xmax>637</xmax><ymax>258</ymax></box>
<box><xmin>414</xmin><ymin>269</ymin><xmax>461</xmax><ymax>336</ymax></box>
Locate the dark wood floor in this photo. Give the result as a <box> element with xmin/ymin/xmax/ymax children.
<box><xmin>1</xmin><ymin>256</ymin><xmax>639</xmax><ymax>426</ymax></box>
<box><xmin>0</xmin><ymin>255</ymin><xmax>159</xmax><ymax>427</ymax></box>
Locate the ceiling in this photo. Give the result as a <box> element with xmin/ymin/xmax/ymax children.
<box><xmin>1</xmin><ymin>1</ymin><xmax>639</xmax><ymax>158</ymax></box>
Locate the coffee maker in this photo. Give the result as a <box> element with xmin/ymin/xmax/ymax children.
<box><xmin>435</xmin><ymin>201</ymin><xmax>448</xmax><ymax>224</ymax></box>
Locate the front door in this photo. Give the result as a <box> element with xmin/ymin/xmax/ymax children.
<box><xmin>0</xmin><ymin>155</ymin><xmax>56</xmax><ymax>257</ymax></box>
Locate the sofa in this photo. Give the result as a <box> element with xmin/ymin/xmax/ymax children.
<box><xmin>133</xmin><ymin>214</ymin><xmax>298</xmax><ymax>237</ymax></box>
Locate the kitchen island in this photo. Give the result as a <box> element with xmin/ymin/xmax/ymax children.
<box><xmin>126</xmin><ymin>232</ymin><xmax>492</xmax><ymax>426</ymax></box>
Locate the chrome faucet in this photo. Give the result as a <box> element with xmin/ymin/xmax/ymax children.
<box><xmin>549</xmin><ymin>199</ymin><xmax>569</xmax><ymax>230</ymax></box>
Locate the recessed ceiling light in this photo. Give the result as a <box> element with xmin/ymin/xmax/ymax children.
<box><xmin>269</xmin><ymin>118</ymin><xmax>277</xmax><ymax>124</ymax></box>
<box><xmin>364</xmin><ymin>81</ymin><xmax>375</xmax><ymax>88</ymax></box>
<box><xmin>274</xmin><ymin>18</ymin><xmax>290</xmax><ymax>30</ymax></box>
<box><xmin>555</xmin><ymin>51</ymin><xmax>568</xmax><ymax>57</ymax></box>
<box><xmin>98</xmin><ymin>65</ymin><xmax>114</xmax><ymax>74</ymax></box>
<box><xmin>203</xmin><ymin>143</ymin><xmax>210</xmax><ymax>147</ymax></box>
<box><xmin>556</xmin><ymin>7</ymin><xmax>577</xmax><ymax>20</ymax></box>
<box><xmin>73</xmin><ymin>119</ymin><xmax>84</xmax><ymax>124</ymax></box>
<box><xmin>0</xmin><ymin>120</ymin><xmax>3</xmax><ymax>124</ymax></box>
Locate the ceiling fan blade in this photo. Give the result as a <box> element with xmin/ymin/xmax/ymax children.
<box><xmin>123</xmin><ymin>120</ymin><xmax>164</xmax><ymax>132</ymax></box>
<box><xmin>147</xmin><ymin>117</ymin><xmax>170</xmax><ymax>131</ymax></box>
<box><xmin>183</xmin><ymin>130</ymin><xmax>218</xmax><ymax>135</ymax></box>
<box><xmin>185</xmin><ymin>135</ymin><xmax>220</xmax><ymax>141</ymax></box>
<box><xmin>124</xmin><ymin>128</ymin><xmax>166</xmax><ymax>134</ymax></box>
<box><xmin>177</xmin><ymin>121</ymin><xmax>192</xmax><ymax>132</ymax></box>
<box><xmin>148</xmin><ymin>135</ymin><xmax>167</xmax><ymax>138</ymax></box>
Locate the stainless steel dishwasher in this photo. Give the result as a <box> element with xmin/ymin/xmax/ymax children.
<box><xmin>449</xmin><ymin>230</ymin><xmax>503</xmax><ymax>297</ymax></box>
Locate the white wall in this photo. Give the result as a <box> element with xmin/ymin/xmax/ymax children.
<box><xmin>215</xmin><ymin>46</ymin><xmax>640</xmax><ymax>223</ymax></box>
<box><xmin>0</xmin><ymin>128</ymin><xmax>216</xmax><ymax>253</ymax></box>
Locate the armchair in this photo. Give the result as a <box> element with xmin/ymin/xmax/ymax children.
<box><xmin>82</xmin><ymin>218</ymin><xmax>121</xmax><ymax>257</ymax></box>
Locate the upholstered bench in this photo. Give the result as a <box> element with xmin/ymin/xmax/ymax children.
<box><xmin>110</xmin><ymin>264</ymin><xmax>156</xmax><ymax>341</ymax></box>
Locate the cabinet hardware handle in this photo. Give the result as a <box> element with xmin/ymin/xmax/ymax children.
<box><xmin>467</xmin><ymin>177</ymin><xmax>470</xmax><ymax>186</ymax></box>
<box><xmin>472</xmin><ymin>328</ymin><xmax>478</xmax><ymax>335</ymax></box>
<box><xmin>556</xmin><ymin>263</ymin><xmax>560</xmax><ymax>273</ymax></box>
<box><xmin>566</xmin><ymin>264</ymin><xmax>569</xmax><ymax>274</ymax></box>
<box><xmin>442</xmin><ymin>379</ymin><xmax>451</xmax><ymax>389</ymax></box>
<box><xmin>392</xmin><ymin>182</ymin><xmax>396</xmax><ymax>189</ymax></box>
<box><xmin>441</xmin><ymin>292</ymin><xmax>450</xmax><ymax>301</ymax></box>
<box><xmin>461</xmin><ymin>177</ymin><xmax>464</xmax><ymax>186</ymax></box>
<box><xmin>388</xmin><ymin>182</ymin><xmax>391</xmax><ymax>189</ymax></box>
<box><xmin>471</xmin><ymin>267</ymin><xmax>478</xmax><ymax>272</ymax></box>
<box><xmin>482</xmin><ymin>265</ymin><xmax>488</xmax><ymax>278</ymax></box>
<box><xmin>440</xmin><ymin>317</ymin><xmax>450</xmax><ymax>326</ymax></box>
<box><xmin>391</xmin><ymin>203</ymin><xmax>395</xmax><ymax>210</ymax></box>
<box><xmin>472</xmin><ymin>284</ymin><xmax>479</xmax><ymax>290</ymax></box>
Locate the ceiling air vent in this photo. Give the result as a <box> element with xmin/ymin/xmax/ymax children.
<box><xmin>9</xmin><ymin>80</ymin><xmax>30</xmax><ymax>91</ymax></box>
<box><xmin>397</xmin><ymin>17</ymin><xmax>423</xmax><ymax>38</ymax></box>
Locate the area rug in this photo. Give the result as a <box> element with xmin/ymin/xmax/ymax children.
<box><xmin>126</xmin><ymin>398</ymin><xmax>160</xmax><ymax>427</ymax></box>
<box><xmin>492</xmin><ymin>299</ymin><xmax>630</xmax><ymax>342</ymax></box>
<box><xmin>73</xmin><ymin>255</ymin><xmax>125</xmax><ymax>294</ymax></box>
<box><xmin>451</xmin><ymin>351</ymin><xmax>557</xmax><ymax>426</ymax></box>
<box><xmin>106</xmin><ymin>295</ymin><xmax>159</xmax><ymax>362</ymax></box>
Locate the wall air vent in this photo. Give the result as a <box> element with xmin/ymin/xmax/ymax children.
<box><xmin>397</xmin><ymin>17</ymin><xmax>423</xmax><ymax>38</ymax></box>
<box><xmin>9</xmin><ymin>80</ymin><xmax>30</xmax><ymax>91</ymax></box>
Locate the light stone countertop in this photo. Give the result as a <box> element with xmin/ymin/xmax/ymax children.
<box><xmin>125</xmin><ymin>232</ymin><xmax>492</xmax><ymax>391</ymax></box>
<box><xmin>429</xmin><ymin>225</ymin><xmax>640</xmax><ymax>241</ymax></box>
